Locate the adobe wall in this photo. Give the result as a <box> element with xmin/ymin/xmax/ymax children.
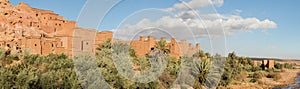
<box><xmin>0</xmin><ymin>1</ymin><xmax>76</xmax><ymax>35</ymax></box>
<box><xmin>261</xmin><ymin>59</ymin><xmax>275</xmax><ymax>70</ymax></box>
<box><xmin>41</xmin><ymin>38</ymin><xmax>57</xmax><ymax>55</ymax></box>
<box><xmin>72</xmin><ymin>28</ymin><xmax>97</xmax><ymax>56</ymax></box>
<box><xmin>168</xmin><ymin>38</ymin><xmax>180</xmax><ymax>59</ymax></box>
<box><xmin>24</xmin><ymin>37</ymin><xmax>42</xmax><ymax>54</ymax></box>
<box><xmin>253</xmin><ymin>60</ymin><xmax>258</xmax><ymax>67</ymax></box>
<box><xmin>0</xmin><ymin>0</ymin><xmax>12</xmax><ymax>9</ymax></box>
<box><xmin>0</xmin><ymin>1</ymin><xmax>199</xmax><ymax>59</ymax></box>
<box><xmin>95</xmin><ymin>31</ymin><xmax>113</xmax><ymax>48</ymax></box>
<box><xmin>54</xmin><ymin>38</ymin><xmax>65</xmax><ymax>54</ymax></box>
<box><xmin>0</xmin><ymin>1</ymin><xmax>70</xmax><ymax>56</ymax></box>
<box><xmin>130</xmin><ymin>36</ymin><xmax>200</xmax><ymax>59</ymax></box>
<box><xmin>130</xmin><ymin>36</ymin><xmax>157</xmax><ymax>57</ymax></box>
<box><xmin>268</xmin><ymin>59</ymin><xmax>275</xmax><ymax>69</ymax></box>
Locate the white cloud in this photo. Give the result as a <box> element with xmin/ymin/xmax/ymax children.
<box><xmin>232</xmin><ymin>9</ymin><xmax>242</xmax><ymax>15</ymax></box>
<box><xmin>212</xmin><ymin>0</ymin><xmax>224</xmax><ymax>7</ymax></box>
<box><xmin>174</xmin><ymin>0</ymin><xmax>223</xmax><ymax>10</ymax></box>
<box><xmin>161</xmin><ymin>8</ymin><xmax>175</xmax><ymax>12</ymax></box>
<box><xmin>113</xmin><ymin>0</ymin><xmax>277</xmax><ymax>40</ymax></box>
<box><xmin>114</xmin><ymin>12</ymin><xmax>277</xmax><ymax>40</ymax></box>
<box><xmin>176</xmin><ymin>10</ymin><xmax>199</xmax><ymax>19</ymax></box>
<box><xmin>163</xmin><ymin>0</ymin><xmax>224</xmax><ymax>12</ymax></box>
<box><xmin>222</xmin><ymin>17</ymin><xmax>277</xmax><ymax>31</ymax></box>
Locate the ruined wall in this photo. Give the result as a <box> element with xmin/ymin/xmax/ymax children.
<box><xmin>130</xmin><ymin>36</ymin><xmax>157</xmax><ymax>57</ymax></box>
<box><xmin>253</xmin><ymin>60</ymin><xmax>258</xmax><ymax>67</ymax></box>
<box><xmin>0</xmin><ymin>1</ymin><xmax>199</xmax><ymax>58</ymax></box>
<box><xmin>130</xmin><ymin>36</ymin><xmax>200</xmax><ymax>59</ymax></box>
<box><xmin>179</xmin><ymin>40</ymin><xmax>200</xmax><ymax>56</ymax></box>
<box><xmin>268</xmin><ymin>59</ymin><xmax>275</xmax><ymax>69</ymax></box>
<box><xmin>261</xmin><ymin>59</ymin><xmax>275</xmax><ymax>70</ymax></box>
<box><xmin>168</xmin><ymin>38</ymin><xmax>180</xmax><ymax>59</ymax></box>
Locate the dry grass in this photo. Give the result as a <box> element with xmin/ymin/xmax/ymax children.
<box><xmin>227</xmin><ymin>69</ymin><xmax>300</xmax><ymax>89</ymax></box>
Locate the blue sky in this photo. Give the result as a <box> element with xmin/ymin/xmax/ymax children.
<box><xmin>9</xmin><ymin>0</ymin><xmax>300</xmax><ymax>59</ymax></box>
<box><xmin>219</xmin><ymin>0</ymin><xmax>300</xmax><ymax>59</ymax></box>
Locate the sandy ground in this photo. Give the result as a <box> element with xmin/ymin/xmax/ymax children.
<box><xmin>223</xmin><ymin>69</ymin><xmax>300</xmax><ymax>89</ymax></box>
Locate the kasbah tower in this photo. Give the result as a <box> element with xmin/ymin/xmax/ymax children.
<box><xmin>0</xmin><ymin>0</ymin><xmax>200</xmax><ymax>59</ymax></box>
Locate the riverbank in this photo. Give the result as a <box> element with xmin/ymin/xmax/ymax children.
<box><xmin>224</xmin><ymin>69</ymin><xmax>300</xmax><ymax>89</ymax></box>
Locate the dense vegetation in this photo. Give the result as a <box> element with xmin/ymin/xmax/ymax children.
<box><xmin>0</xmin><ymin>39</ymin><xmax>295</xmax><ymax>88</ymax></box>
<box><xmin>0</xmin><ymin>51</ymin><xmax>81</xmax><ymax>88</ymax></box>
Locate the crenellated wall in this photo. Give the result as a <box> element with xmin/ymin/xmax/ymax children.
<box><xmin>0</xmin><ymin>1</ymin><xmax>200</xmax><ymax>59</ymax></box>
<box><xmin>130</xmin><ymin>36</ymin><xmax>157</xmax><ymax>57</ymax></box>
<box><xmin>130</xmin><ymin>36</ymin><xmax>200</xmax><ymax>59</ymax></box>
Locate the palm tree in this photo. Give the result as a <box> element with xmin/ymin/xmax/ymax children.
<box><xmin>155</xmin><ymin>40</ymin><xmax>170</xmax><ymax>54</ymax></box>
<box><xmin>193</xmin><ymin>59</ymin><xmax>211</xmax><ymax>88</ymax></box>
<box><xmin>0</xmin><ymin>48</ymin><xmax>5</xmax><ymax>67</ymax></box>
<box><xmin>193</xmin><ymin>50</ymin><xmax>206</xmax><ymax>59</ymax></box>
<box><xmin>99</xmin><ymin>38</ymin><xmax>112</xmax><ymax>49</ymax></box>
<box><xmin>129</xmin><ymin>47</ymin><xmax>136</xmax><ymax>57</ymax></box>
<box><xmin>96</xmin><ymin>38</ymin><xmax>112</xmax><ymax>56</ymax></box>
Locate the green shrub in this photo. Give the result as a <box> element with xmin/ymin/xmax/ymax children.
<box><xmin>8</xmin><ymin>54</ymin><xmax>19</xmax><ymax>61</ymax></box>
<box><xmin>24</xmin><ymin>54</ymin><xmax>39</xmax><ymax>65</ymax></box>
<box><xmin>243</xmin><ymin>65</ymin><xmax>253</xmax><ymax>72</ymax></box>
<box><xmin>5</xmin><ymin>57</ymin><xmax>13</xmax><ymax>64</ymax></box>
<box><xmin>266</xmin><ymin>68</ymin><xmax>275</xmax><ymax>72</ymax></box>
<box><xmin>274</xmin><ymin>63</ymin><xmax>283</xmax><ymax>69</ymax></box>
<box><xmin>249</xmin><ymin>78</ymin><xmax>257</xmax><ymax>83</ymax></box>
<box><xmin>0</xmin><ymin>52</ymin><xmax>81</xmax><ymax>89</ymax></box>
<box><xmin>251</xmin><ymin>66</ymin><xmax>262</xmax><ymax>72</ymax></box>
<box><xmin>284</xmin><ymin>63</ymin><xmax>293</xmax><ymax>69</ymax></box>
<box><xmin>266</xmin><ymin>73</ymin><xmax>281</xmax><ymax>81</ymax></box>
<box><xmin>252</xmin><ymin>72</ymin><xmax>263</xmax><ymax>79</ymax></box>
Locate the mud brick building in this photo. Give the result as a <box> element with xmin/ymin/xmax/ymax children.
<box><xmin>0</xmin><ymin>0</ymin><xmax>200</xmax><ymax>59</ymax></box>
<box><xmin>253</xmin><ymin>59</ymin><xmax>275</xmax><ymax>70</ymax></box>
<box><xmin>130</xmin><ymin>36</ymin><xmax>200</xmax><ymax>59</ymax></box>
<box><xmin>0</xmin><ymin>0</ymin><xmax>112</xmax><ymax>57</ymax></box>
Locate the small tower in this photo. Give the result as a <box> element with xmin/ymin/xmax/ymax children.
<box><xmin>181</xmin><ymin>40</ymin><xmax>187</xmax><ymax>45</ymax></box>
<box><xmin>160</xmin><ymin>37</ymin><xmax>166</xmax><ymax>41</ymax></box>
<box><xmin>140</xmin><ymin>36</ymin><xmax>145</xmax><ymax>41</ymax></box>
<box><xmin>196</xmin><ymin>43</ymin><xmax>200</xmax><ymax>50</ymax></box>
<box><xmin>148</xmin><ymin>36</ymin><xmax>154</xmax><ymax>41</ymax></box>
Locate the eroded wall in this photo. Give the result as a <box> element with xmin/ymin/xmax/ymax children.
<box><xmin>0</xmin><ymin>0</ymin><xmax>199</xmax><ymax>59</ymax></box>
<box><xmin>130</xmin><ymin>36</ymin><xmax>200</xmax><ymax>59</ymax></box>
